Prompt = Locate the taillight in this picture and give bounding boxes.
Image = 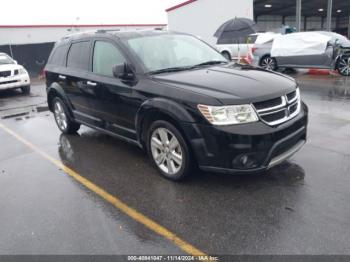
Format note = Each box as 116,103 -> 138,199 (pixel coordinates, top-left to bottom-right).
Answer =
251,47 -> 257,54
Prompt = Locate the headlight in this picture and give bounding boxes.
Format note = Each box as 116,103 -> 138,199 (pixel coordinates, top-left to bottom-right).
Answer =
198,104 -> 259,125
19,68 -> 27,75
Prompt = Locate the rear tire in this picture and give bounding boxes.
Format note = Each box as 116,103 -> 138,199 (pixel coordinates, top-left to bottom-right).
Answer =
146,120 -> 192,181
21,85 -> 30,94
260,55 -> 278,71
52,97 -> 80,134
337,57 -> 350,76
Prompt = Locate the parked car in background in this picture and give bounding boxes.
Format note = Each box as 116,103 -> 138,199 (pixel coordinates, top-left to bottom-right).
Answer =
216,32 -> 277,61
252,40 -> 275,70
0,52 -> 31,94
45,30 -> 308,181
252,31 -> 350,76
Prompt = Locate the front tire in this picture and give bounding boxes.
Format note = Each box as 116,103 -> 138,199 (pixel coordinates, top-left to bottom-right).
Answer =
337,57 -> 350,76
21,85 -> 30,94
147,120 -> 192,181
52,97 -> 80,134
260,55 -> 278,71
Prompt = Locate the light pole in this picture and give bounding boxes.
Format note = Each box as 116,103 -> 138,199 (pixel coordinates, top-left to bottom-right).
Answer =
296,0 -> 302,32
326,0 -> 333,31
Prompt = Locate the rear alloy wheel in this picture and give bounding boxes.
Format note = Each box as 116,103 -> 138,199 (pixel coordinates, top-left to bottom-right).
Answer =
338,57 -> 350,76
53,97 -> 80,134
147,120 -> 192,181
261,56 -> 277,71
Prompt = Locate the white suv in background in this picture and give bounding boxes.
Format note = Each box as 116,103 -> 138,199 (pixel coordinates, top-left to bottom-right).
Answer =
216,32 -> 279,61
0,52 -> 31,94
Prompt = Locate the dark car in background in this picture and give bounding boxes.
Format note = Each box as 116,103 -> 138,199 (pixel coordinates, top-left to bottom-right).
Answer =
45,30 -> 308,181
252,31 -> 350,76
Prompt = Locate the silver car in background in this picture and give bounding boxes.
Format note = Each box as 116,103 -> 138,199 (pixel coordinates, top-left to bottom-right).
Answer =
252,31 -> 350,76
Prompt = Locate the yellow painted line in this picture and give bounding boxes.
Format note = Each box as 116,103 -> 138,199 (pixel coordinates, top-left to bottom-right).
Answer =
0,122 -> 208,257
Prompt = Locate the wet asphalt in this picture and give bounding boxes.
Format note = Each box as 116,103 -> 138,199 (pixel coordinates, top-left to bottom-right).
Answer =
0,73 -> 350,256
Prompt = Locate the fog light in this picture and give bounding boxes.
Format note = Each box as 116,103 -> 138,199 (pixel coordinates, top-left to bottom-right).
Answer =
232,154 -> 258,169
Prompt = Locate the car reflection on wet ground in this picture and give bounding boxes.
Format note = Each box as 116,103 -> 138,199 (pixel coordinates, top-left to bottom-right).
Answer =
0,73 -> 350,256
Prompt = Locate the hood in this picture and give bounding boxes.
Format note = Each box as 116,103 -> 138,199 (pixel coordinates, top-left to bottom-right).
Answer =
152,65 -> 297,105
0,63 -> 24,71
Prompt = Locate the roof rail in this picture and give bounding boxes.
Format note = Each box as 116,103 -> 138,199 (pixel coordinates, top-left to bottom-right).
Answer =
61,30 -> 96,40
96,29 -> 121,33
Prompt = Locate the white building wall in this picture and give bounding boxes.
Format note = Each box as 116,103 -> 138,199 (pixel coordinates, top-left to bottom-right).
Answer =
0,25 -> 166,45
167,0 -> 254,46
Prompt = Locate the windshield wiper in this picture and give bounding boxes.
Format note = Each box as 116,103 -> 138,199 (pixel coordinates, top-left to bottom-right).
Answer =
148,61 -> 228,75
191,60 -> 228,68
149,66 -> 192,75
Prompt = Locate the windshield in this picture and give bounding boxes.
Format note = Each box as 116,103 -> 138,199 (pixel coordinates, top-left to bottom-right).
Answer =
125,34 -> 227,73
0,54 -> 14,65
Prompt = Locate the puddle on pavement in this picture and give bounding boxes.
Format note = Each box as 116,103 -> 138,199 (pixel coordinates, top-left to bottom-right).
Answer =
0,104 -> 49,120
328,78 -> 350,99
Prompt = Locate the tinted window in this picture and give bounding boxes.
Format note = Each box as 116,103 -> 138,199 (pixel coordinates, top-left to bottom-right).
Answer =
93,41 -> 126,77
67,41 -> 90,70
49,45 -> 67,66
217,35 -> 258,45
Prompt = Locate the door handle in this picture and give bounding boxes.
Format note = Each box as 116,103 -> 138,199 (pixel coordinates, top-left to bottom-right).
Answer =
58,75 -> 66,80
87,81 -> 97,86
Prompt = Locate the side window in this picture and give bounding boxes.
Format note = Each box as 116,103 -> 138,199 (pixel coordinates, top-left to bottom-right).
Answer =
93,41 -> 126,77
67,41 -> 90,70
49,45 -> 67,66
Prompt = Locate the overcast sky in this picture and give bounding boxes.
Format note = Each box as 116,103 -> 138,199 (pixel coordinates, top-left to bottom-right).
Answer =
0,0 -> 182,25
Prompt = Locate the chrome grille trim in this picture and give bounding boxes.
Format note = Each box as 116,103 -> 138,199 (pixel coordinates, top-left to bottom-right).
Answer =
253,88 -> 301,126
256,96 -> 287,113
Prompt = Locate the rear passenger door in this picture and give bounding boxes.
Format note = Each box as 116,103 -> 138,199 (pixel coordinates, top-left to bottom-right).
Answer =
63,40 -> 93,119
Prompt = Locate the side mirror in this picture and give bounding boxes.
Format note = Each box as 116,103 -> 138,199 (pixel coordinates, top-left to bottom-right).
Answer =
13,60 -> 18,64
113,63 -> 135,80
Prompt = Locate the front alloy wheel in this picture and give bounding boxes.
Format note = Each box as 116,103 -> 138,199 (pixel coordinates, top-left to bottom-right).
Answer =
338,57 -> 350,76
261,56 -> 277,71
147,120 -> 192,181
151,128 -> 183,175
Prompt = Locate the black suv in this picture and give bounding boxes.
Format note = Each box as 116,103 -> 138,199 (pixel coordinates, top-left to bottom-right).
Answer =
45,30 -> 308,181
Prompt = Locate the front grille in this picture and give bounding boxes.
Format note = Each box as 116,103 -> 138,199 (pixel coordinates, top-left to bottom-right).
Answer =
0,80 -> 18,85
253,89 -> 301,126
254,97 -> 282,111
0,70 -> 11,77
14,69 -> 19,75
286,90 -> 297,102
261,109 -> 286,123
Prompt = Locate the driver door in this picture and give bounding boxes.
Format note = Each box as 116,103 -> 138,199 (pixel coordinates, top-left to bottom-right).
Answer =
83,39 -> 138,139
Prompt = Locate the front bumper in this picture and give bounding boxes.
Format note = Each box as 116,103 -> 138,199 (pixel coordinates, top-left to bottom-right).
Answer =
182,102 -> 308,174
0,74 -> 30,91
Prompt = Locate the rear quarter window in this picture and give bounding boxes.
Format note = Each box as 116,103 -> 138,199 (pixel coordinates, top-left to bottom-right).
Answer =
48,45 -> 68,66
66,41 -> 91,71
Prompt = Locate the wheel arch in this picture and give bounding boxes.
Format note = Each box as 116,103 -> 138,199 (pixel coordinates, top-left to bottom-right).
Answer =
259,54 -> 272,66
47,83 -> 73,117
135,98 -> 196,146
335,55 -> 350,76
221,50 -> 231,60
